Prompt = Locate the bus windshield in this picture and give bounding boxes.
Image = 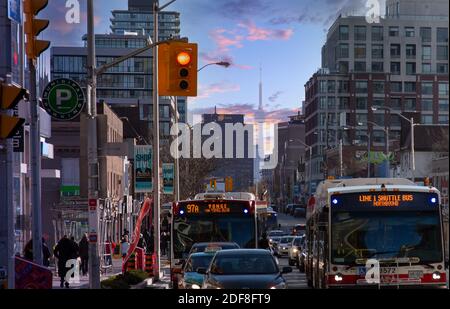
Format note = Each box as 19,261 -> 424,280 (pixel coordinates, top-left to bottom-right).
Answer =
331,210 -> 442,264
173,216 -> 255,259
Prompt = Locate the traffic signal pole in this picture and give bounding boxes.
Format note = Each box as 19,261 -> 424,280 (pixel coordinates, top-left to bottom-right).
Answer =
29,58 -> 43,266
87,0 -> 100,289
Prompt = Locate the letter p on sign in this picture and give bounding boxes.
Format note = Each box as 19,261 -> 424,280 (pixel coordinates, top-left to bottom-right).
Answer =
56,89 -> 72,107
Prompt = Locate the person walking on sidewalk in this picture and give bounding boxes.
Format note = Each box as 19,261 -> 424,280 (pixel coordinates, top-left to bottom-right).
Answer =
121,235 -> 130,258
23,238 -> 51,267
78,234 -> 89,276
54,235 -> 78,288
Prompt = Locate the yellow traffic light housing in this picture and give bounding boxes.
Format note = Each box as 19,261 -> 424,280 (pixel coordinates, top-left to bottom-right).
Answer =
0,83 -> 27,139
225,177 -> 233,192
24,0 -> 50,60
159,42 -> 198,97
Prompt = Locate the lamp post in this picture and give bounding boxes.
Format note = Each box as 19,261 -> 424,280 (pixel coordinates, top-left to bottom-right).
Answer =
372,106 -> 417,182
366,121 -> 390,178
198,61 -> 231,72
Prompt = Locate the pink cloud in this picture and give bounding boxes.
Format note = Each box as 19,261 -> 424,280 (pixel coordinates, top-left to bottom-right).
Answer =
194,82 -> 241,100
238,20 -> 294,41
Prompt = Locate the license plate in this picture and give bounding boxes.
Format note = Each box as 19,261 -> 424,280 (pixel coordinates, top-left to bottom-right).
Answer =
408,270 -> 423,279
380,267 -> 396,275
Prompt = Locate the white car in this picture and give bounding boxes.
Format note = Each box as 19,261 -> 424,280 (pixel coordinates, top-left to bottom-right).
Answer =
288,236 -> 305,266
276,236 -> 296,256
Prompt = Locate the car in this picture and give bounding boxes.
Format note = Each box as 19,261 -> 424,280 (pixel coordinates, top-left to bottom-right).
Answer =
276,236 -> 296,256
292,224 -> 306,236
198,249 -> 292,289
293,208 -> 306,218
288,204 -> 304,215
188,242 -> 240,256
288,236 -> 305,266
284,204 -> 294,214
179,250 -> 218,289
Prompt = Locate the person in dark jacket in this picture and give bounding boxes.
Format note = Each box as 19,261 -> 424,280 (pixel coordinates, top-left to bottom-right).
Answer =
78,234 -> 89,276
258,233 -> 270,249
54,235 -> 78,288
23,238 -> 51,267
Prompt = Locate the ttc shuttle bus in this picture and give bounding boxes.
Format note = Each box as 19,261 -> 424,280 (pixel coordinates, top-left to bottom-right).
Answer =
305,178 -> 447,289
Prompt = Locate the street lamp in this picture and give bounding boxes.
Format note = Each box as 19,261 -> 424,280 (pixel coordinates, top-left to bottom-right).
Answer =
372,106 -> 417,182
288,139 -> 312,199
366,120 -> 390,177
198,61 -> 231,72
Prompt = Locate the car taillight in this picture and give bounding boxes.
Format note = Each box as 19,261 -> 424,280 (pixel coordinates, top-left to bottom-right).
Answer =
173,202 -> 179,215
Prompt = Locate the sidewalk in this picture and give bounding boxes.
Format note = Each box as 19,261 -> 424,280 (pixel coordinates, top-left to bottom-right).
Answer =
143,257 -> 171,289
52,258 -> 123,289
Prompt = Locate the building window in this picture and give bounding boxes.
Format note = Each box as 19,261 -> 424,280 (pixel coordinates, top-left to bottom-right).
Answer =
439,99 -> 449,112
319,80 -> 327,93
390,62 -> 401,75
391,115 -> 401,126
354,61 -> 366,72
339,25 -> 349,40
422,63 -> 432,73
421,115 -> 433,124
328,80 -> 336,93
420,27 -> 431,42
338,43 -> 349,58
405,27 -> 415,37
356,97 -> 367,110
338,81 -> 349,93
404,82 -> 416,93
390,81 -> 402,92
373,130 -> 385,143
437,46 -> 448,60
439,83 -> 449,96
438,115 -> 448,124
372,62 -> 384,72
437,63 -> 448,74
406,44 -> 416,59
437,28 -> 449,43
390,44 -> 401,58
339,97 -> 350,109
421,99 -> 433,111
421,82 -> 433,95
404,98 -> 416,110
354,44 -> 366,58
372,44 -> 384,59
356,113 -> 367,124
406,62 -> 416,75
355,81 -> 368,93
389,26 -> 399,37
390,98 -> 401,109
373,99 -> 385,108
373,81 -> 385,94
339,61 -> 349,73
372,26 -> 383,41
354,26 -> 367,41
373,113 -> 385,126
422,45 -> 432,61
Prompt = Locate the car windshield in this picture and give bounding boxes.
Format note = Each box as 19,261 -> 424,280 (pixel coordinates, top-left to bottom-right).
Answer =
293,238 -> 302,246
184,255 -> 214,272
280,236 -> 295,244
191,243 -> 238,254
268,231 -> 284,237
210,254 -> 278,275
331,210 -> 443,264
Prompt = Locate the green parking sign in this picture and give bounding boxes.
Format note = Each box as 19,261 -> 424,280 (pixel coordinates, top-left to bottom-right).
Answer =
41,78 -> 85,120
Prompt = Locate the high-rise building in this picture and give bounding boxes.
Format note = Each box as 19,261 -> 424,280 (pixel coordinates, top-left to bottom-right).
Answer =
304,0 -> 449,188
51,2 -> 185,141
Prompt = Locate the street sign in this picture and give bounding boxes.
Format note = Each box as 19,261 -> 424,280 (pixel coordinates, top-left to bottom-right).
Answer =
163,163 -> 174,194
134,145 -> 152,193
41,78 -> 85,120
8,0 -> 22,24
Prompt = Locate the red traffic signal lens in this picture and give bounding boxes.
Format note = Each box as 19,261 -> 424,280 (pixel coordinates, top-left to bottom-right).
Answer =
177,52 -> 191,66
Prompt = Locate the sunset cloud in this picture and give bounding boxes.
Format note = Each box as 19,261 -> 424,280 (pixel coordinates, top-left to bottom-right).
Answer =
268,91 -> 283,103
194,82 -> 241,101
238,20 -> 294,41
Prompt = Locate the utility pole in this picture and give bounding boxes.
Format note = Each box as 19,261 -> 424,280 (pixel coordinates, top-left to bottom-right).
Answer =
339,138 -> 343,177
410,117 -> 415,183
367,133 -> 371,178
152,0 -> 161,280
87,0 -> 100,289
172,96 -> 180,201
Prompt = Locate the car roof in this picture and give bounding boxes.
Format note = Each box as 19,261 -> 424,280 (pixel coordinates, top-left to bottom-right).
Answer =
192,242 -> 239,247
189,252 -> 217,258
213,249 -> 271,256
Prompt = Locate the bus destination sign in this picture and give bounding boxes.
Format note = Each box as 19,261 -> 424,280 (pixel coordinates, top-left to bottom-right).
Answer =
358,194 -> 414,207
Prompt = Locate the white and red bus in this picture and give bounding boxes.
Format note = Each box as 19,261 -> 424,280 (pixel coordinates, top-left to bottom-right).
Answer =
170,192 -> 258,287
305,178 -> 447,289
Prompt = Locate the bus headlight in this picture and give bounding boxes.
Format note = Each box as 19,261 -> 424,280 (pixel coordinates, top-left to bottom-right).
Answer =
334,273 -> 343,282
432,272 -> 441,280
191,284 -> 201,289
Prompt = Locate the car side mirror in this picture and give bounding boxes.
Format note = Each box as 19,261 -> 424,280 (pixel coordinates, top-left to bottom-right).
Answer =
281,266 -> 292,274
196,267 -> 207,274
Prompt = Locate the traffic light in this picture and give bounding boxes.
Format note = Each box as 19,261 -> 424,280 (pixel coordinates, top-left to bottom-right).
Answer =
0,83 -> 27,139
24,0 -> 50,60
225,177 -> 233,192
159,42 -> 198,96
210,179 -> 217,190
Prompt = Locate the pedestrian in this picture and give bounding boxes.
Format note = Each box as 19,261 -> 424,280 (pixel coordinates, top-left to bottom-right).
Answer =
78,234 -> 89,276
23,238 -> 52,267
258,232 -> 270,249
105,237 -> 112,266
121,234 -> 130,258
54,235 -> 78,288
160,232 -> 167,256
137,233 -> 147,252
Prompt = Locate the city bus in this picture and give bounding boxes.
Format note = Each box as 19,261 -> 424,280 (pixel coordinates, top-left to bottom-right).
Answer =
305,178 -> 447,289
170,192 -> 258,287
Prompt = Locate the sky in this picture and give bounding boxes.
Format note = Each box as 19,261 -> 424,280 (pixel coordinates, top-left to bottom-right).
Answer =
39,0 -> 371,125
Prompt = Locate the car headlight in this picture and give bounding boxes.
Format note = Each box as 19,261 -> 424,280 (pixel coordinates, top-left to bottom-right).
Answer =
270,281 -> 286,289
293,248 -> 298,253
